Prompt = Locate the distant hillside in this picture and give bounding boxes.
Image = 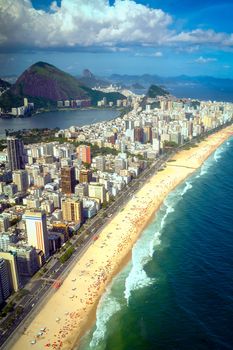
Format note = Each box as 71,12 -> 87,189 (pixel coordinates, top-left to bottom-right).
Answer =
11,62 -> 89,101
0,78 -> 11,90
109,74 -> 233,102
78,69 -> 109,88
147,84 -> 169,98
0,62 -> 125,111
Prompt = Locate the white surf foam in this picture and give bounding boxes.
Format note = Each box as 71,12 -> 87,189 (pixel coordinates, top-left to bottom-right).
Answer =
124,239 -> 155,304
124,194 -> 183,304
90,289 -> 121,348
214,147 -> 224,162
181,181 -> 193,196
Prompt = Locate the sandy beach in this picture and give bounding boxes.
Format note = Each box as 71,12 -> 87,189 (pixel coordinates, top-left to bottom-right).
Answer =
10,125 -> 233,350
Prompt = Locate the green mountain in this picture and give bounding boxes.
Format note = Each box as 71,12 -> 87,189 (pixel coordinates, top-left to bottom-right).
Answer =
0,62 -> 125,111
0,78 -> 11,90
147,84 -> 169,98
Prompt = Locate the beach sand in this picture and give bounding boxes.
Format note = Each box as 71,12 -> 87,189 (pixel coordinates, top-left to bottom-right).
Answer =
10,126 -> 233,350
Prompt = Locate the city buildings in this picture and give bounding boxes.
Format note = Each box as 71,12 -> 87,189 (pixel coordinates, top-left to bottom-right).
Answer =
61,198 -> 83,224
88,183 -> 107,204
0,92 -> 232,301
61,166 -> 76,194
7,137 -> 25,171
12,170 -> 29,192
24,210 -> 50,259
0,258 -> 11,304
77,145 -> 91,164
0,251 -> 20,292
79,169 -> 92,183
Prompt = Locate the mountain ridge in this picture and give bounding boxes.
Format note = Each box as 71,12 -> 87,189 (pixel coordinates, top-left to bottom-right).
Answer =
0,62 -> 125,111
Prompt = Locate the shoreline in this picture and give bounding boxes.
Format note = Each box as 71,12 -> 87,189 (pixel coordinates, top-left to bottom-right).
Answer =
0,106 -> 122,120
9,125 -> 233,350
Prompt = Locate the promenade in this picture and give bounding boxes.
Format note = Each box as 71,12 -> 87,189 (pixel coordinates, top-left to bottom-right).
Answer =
10,125 -> 233,350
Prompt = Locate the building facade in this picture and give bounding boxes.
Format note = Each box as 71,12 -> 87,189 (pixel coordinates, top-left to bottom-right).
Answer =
24,210 -> 50,258
7,137 -> 25,171
61,166 -> 76,194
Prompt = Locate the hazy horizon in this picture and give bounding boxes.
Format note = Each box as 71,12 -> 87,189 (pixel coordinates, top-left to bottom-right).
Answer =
0,0 -> 232,78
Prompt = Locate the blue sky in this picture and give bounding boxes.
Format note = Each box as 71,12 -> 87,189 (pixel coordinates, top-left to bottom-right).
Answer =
0,0 -> 232,78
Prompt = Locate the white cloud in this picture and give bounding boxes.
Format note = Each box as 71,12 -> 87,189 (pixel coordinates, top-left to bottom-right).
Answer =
195,56 -> 217,64
135,51 -> 163,57
0,0 -> 232,52
169,29 -> 233,47
50,1 -> 60,12
152,51 -> 163,57
0,0 -> 172,49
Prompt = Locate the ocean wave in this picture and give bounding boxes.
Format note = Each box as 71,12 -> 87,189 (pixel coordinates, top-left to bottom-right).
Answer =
181,181 -> 193,196
199,160 -> 212,176
214,147 -> 224,162
124,192 -> 185,304
90,288 -> 121,348
124,238 -> 156,304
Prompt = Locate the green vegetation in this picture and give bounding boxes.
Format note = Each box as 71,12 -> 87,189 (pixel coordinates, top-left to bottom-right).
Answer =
164,141 -> 178,148
0,139 -> 7,151
102,200 -> 108,209
15,288 -> 30,301
0,306 -> 23,330
0,90 -> 57,111
59,246 -> 75,263
0,301 -> 14,318
147,84 -> 168,98
0,61 -> 126,111
91,145 -> 118,157
0,78 -> 11,89
6,128 -> 60,145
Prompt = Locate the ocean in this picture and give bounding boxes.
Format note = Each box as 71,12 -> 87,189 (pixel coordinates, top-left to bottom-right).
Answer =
78,136 -> 233,350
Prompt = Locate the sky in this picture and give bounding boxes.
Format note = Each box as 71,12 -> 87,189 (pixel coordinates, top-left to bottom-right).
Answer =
0,0 -> 232,78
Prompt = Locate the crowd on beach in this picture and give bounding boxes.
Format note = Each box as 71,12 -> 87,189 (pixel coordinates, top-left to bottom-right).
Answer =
11,126 -> 233,350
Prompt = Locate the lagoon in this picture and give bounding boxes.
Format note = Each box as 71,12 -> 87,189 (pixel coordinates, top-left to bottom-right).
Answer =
0,108 -> 120,138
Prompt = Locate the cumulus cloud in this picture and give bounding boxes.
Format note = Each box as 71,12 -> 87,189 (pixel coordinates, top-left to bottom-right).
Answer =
0,0 -> 232,52
0,0 -> 172,50
195,56 -> 217,64
169,29 -> 233,47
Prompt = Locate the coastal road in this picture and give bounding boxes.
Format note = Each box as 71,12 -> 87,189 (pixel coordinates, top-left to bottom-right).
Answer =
0,155 -> 170,349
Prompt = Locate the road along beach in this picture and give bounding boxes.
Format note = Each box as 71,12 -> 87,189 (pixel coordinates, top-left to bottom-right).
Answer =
10,125 -> 233,350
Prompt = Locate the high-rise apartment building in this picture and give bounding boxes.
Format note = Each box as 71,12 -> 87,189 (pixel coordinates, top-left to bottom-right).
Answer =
88,182 -> 106,204
24,210 -> 49,258
77,145 -> 91,164
0,215 -> 10,232
134,127 -> 144,143
7,137 -> 25,171
61,166 -> 76,194
95,156 -> 106,172
0,258 -> 11,303
115,158 -> 126,173
0,251 -> 20,292
12,169 -> 29,192
79,169 -> 92,183
8,245 -> 39,277
61,198 -> 83,224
